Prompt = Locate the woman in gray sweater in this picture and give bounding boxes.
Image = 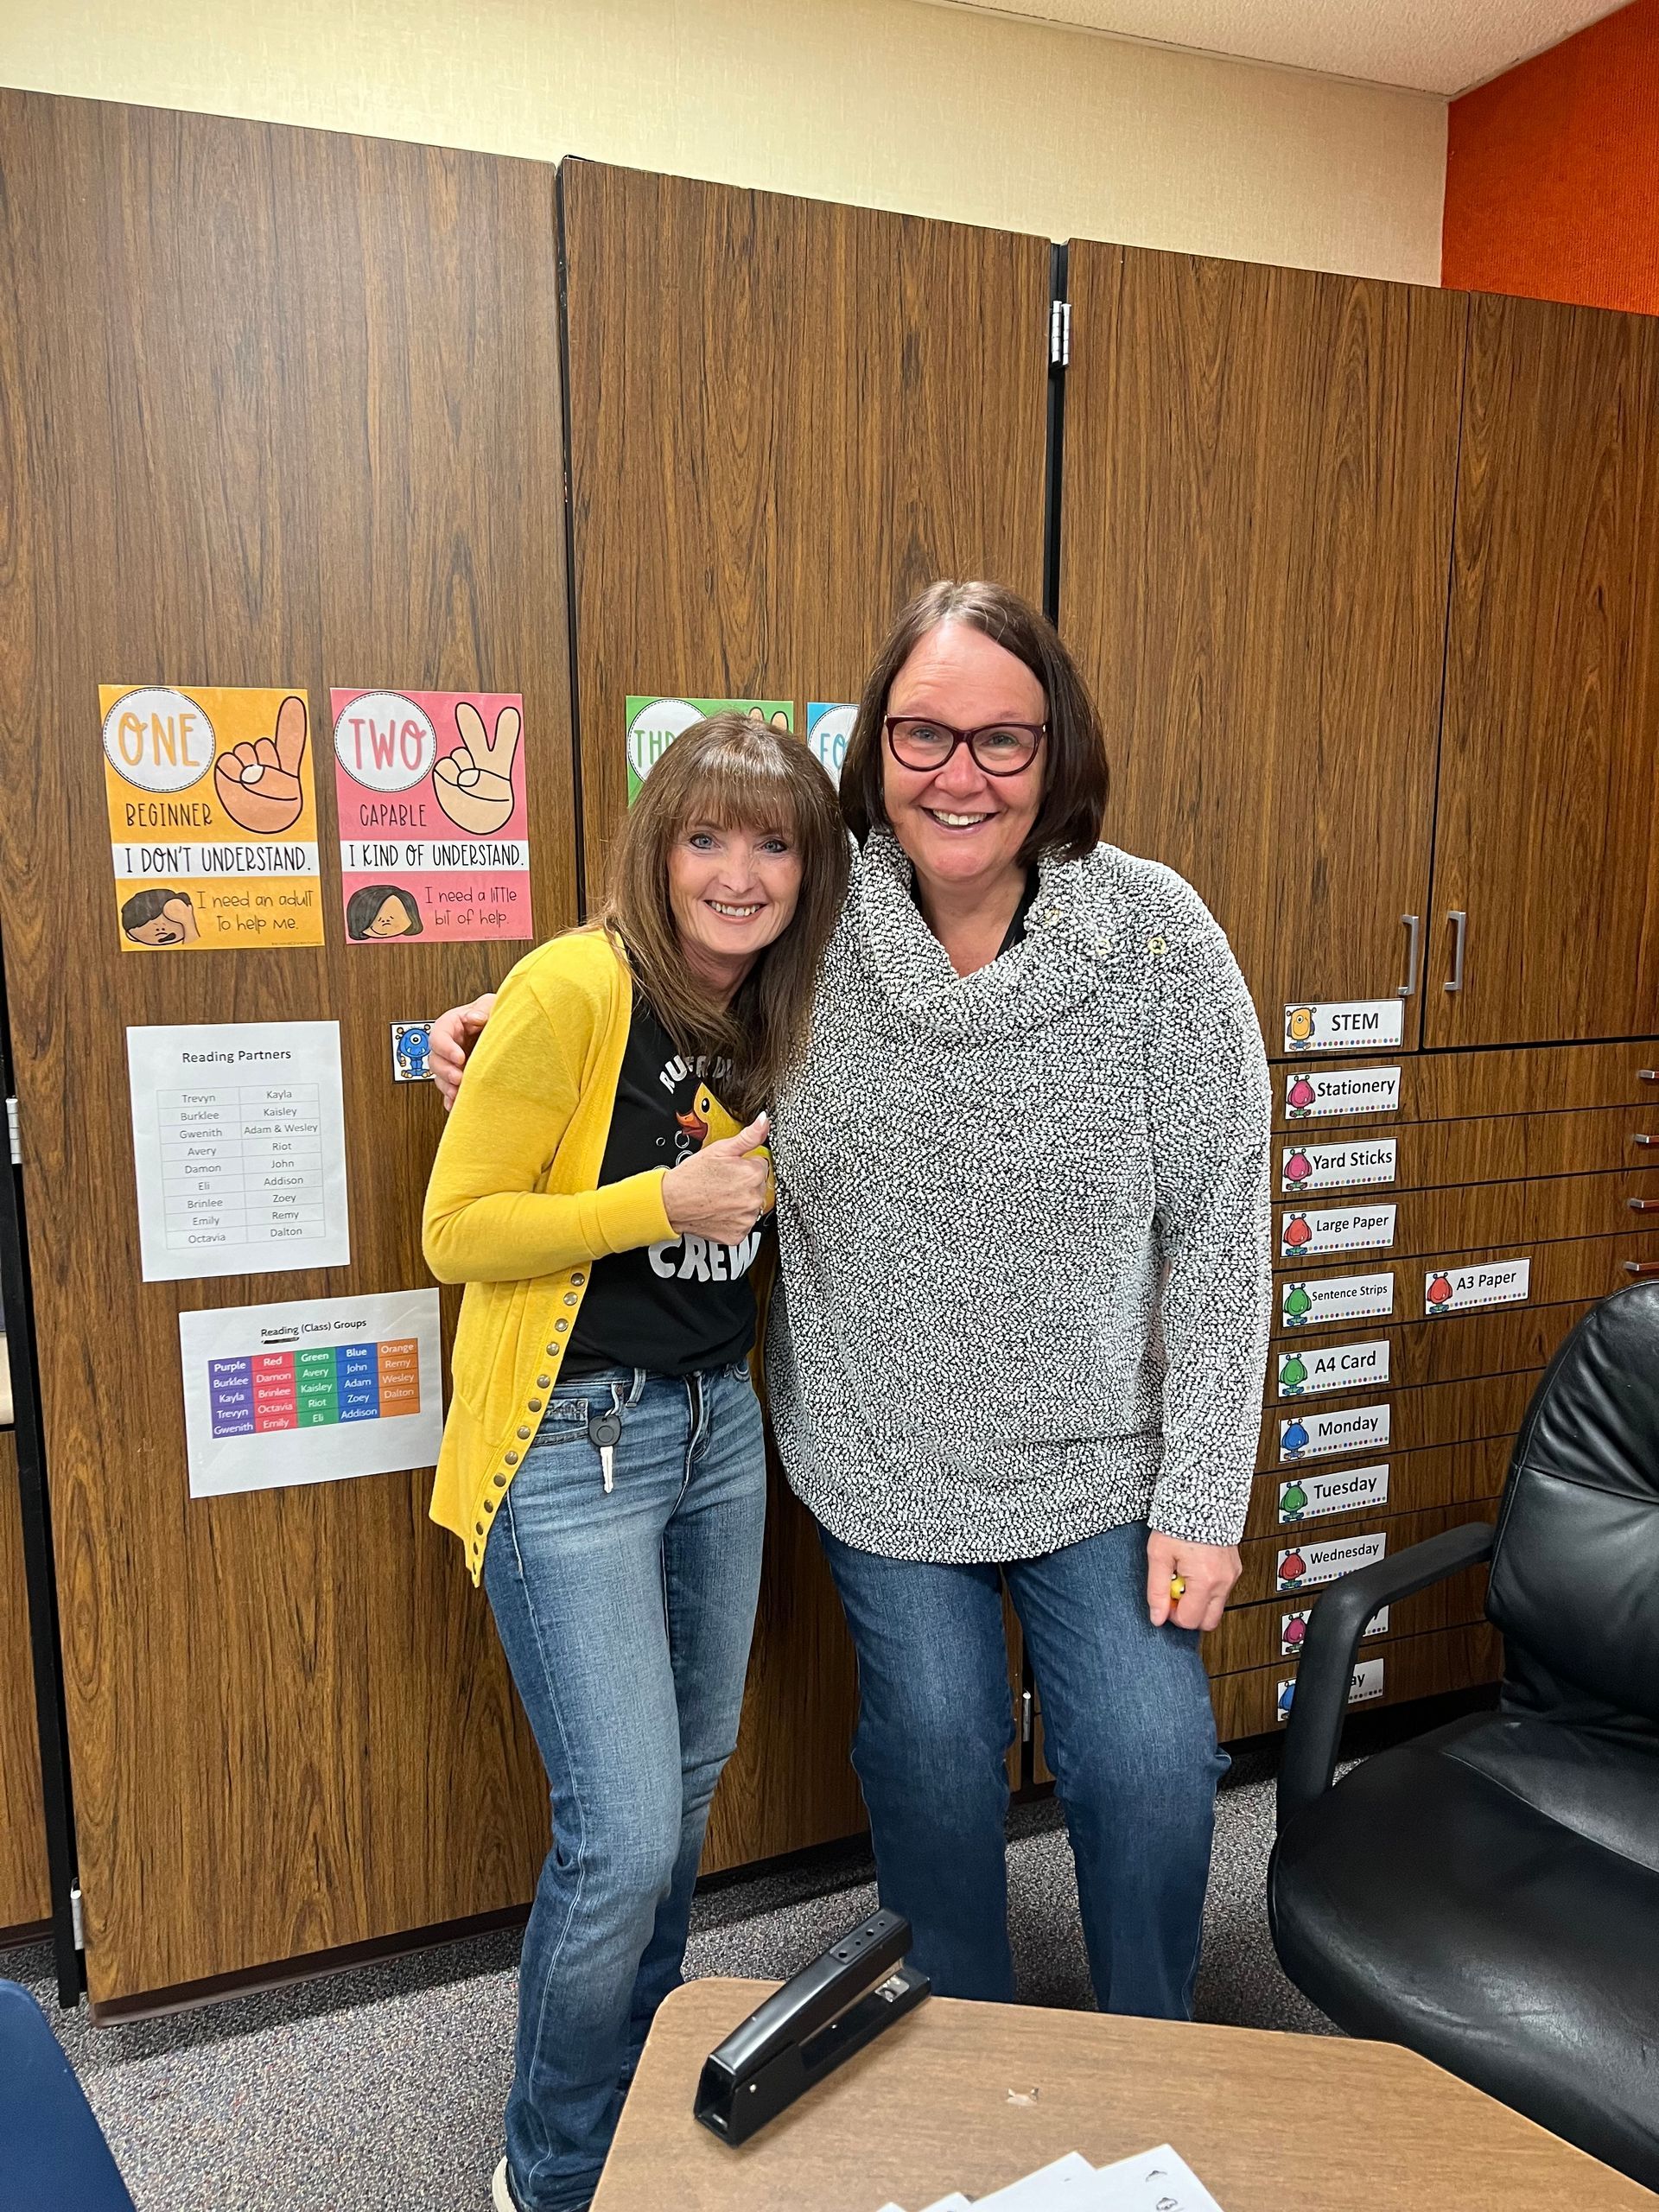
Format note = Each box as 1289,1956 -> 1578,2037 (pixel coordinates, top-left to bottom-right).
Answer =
432,581 -> 1272,2022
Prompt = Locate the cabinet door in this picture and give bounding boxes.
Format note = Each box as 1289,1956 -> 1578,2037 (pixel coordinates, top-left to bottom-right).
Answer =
562,162 -> 1052,1865
0,92 -> 575,2004
0,1435 -> 50,1937
1425,294 -> 1659,1047
1059,244 -> 1466,1046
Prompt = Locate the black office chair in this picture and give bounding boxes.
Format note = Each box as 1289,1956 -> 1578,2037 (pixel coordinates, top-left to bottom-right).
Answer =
1268,1281 -> 1659,2192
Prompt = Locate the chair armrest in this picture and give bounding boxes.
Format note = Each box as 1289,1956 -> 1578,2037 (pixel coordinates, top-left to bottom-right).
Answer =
1274,1520 -> 1497,1827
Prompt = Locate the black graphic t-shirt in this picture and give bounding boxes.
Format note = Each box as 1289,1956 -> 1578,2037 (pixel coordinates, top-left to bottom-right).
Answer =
563,994 -> 761,1378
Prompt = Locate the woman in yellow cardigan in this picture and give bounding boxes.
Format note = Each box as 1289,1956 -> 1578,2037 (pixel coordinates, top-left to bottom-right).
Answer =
423,714 -> 847,2212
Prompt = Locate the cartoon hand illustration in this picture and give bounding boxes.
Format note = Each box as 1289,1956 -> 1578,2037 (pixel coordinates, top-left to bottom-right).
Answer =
433,702 -> 521,834
213,695 -> 308,834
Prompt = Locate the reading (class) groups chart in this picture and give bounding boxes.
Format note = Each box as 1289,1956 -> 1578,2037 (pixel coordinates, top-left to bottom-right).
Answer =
208,1337 -> 421,1438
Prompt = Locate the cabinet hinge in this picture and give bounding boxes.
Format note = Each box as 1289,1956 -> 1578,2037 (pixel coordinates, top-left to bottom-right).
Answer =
69,1883 -> 85,1952
5,1097 -> 17,1166
1049,299 -> 1071,369
1020,1688 -> 1033,1743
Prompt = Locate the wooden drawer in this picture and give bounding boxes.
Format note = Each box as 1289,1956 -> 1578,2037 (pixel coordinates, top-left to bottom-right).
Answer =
1276,1170 -> 1639,1271
1204,1564 -> 1490,1676
1255,1369 -> 1535,1471
1273,1041 -> 1659,1126
1210,1622 -> 1503,1739
1277,1106 -> 1658,1198
1234,1502 -> 1499,1608
1243,1433 -> 1512,1540
1264,1300 -> 1590,1402
1272,1229 -> 1659,1338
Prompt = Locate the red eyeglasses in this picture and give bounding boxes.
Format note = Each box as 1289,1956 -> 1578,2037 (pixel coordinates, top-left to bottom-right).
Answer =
883,717 -> 1046,777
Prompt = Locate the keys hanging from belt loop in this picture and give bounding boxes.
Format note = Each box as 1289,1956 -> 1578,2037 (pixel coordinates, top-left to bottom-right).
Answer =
588,1408 -> 622,1493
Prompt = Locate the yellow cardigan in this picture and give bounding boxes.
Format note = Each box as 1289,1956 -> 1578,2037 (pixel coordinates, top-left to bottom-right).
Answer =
423,925 -> 744,1582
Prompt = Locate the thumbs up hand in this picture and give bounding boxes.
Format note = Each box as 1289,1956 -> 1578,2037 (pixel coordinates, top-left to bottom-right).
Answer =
664,1115 -> 772,1244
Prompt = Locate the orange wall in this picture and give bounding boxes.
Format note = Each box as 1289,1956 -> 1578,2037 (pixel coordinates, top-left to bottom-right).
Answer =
1444,0 -> 1659,312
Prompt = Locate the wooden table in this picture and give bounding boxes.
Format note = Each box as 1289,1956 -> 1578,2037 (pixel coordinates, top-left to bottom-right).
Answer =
591,1978 -> 1656,2210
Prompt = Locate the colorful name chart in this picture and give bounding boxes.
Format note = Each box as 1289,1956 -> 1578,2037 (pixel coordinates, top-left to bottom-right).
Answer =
805,702 -> 857,786
331,689 -> 531,946
127,1021 -> 349,1283
101,684 -> 324,951
625,696 -> 793,803
180,1288 -> 442,1498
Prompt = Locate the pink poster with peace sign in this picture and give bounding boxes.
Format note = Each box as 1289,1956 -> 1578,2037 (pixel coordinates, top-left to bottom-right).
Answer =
330,689 -> 533,947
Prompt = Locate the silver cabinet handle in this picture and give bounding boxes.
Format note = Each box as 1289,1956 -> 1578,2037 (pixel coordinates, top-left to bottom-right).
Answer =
1397,913 -> 1420,999
1443,911 -> 1467,995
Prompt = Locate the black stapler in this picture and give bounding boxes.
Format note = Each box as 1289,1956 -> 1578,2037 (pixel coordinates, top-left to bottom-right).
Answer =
694,1907 -> 930,2145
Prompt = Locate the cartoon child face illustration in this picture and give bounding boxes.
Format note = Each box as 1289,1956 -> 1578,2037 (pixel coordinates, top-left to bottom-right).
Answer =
122,887 -> 200,947
346,885 -> 423,941
1287,1007 -> 1315,1044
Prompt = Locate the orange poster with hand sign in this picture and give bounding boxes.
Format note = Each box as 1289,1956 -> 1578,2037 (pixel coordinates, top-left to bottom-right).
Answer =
100,684 -> 325,951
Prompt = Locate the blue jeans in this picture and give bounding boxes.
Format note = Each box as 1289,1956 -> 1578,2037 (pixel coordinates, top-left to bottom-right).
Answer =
482,1363 -> 766,2212
819,1518 -> 1226,2018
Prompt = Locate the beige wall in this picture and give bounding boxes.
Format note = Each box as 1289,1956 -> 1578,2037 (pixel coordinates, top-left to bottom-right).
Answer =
0,0 -> 1446,281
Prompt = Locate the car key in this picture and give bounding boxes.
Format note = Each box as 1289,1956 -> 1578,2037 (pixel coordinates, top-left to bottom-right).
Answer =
588,1408 -> 622,1493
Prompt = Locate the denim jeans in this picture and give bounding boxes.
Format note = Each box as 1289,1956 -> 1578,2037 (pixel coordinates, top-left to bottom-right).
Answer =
482,1362 -> 766,2212
818,1517 -> 1227,2018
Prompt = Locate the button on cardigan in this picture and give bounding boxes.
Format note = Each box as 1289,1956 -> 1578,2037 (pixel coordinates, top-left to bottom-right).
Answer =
765,830 -> 1274,1562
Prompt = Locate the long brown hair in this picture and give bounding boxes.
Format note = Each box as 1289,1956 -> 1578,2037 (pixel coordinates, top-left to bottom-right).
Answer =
838,581 -> 1109,866
601,712 -> 849,1115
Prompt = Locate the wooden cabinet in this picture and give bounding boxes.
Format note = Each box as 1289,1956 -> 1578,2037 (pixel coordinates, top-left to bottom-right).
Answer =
1211,1624 -> 1503,1740
1427,294 -> 1659,1048
0,1435 -> 50,1938
562,162 -> 1052,1870
1058,244 -> 1466,1045
0,94 -> 574,2005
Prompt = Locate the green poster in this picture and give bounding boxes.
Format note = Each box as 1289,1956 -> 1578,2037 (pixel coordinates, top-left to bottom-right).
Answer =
625,696 -> 794,804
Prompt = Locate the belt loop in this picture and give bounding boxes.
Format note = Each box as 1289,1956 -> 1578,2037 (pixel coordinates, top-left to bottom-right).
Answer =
626,1366 -> 646,1408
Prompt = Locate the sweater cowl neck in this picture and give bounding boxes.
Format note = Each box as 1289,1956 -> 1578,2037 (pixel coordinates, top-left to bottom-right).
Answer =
845,826 -> 1128,1047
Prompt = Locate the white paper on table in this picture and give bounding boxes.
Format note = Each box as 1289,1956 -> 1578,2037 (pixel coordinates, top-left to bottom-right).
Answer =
1071,2144 -> 1228,2211
973,2154 -> 1106,2208
127,1021 -> 350,1282
179,1287 -> 442,1498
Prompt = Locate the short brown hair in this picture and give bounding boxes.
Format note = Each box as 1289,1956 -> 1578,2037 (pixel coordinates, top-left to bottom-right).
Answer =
601,713 -> 849,1116
838,581 -> 1109,866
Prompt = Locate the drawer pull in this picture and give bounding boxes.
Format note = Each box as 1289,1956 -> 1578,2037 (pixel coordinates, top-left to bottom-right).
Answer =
1624,1262 -> 1659,1279
1633,1134 -> 1659,1149
1639,1071 -> 1658,1085
1630,1198 -> 1659,1213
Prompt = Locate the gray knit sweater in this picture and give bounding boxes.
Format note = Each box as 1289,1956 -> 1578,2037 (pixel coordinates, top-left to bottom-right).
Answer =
765,829 -> 1273,1561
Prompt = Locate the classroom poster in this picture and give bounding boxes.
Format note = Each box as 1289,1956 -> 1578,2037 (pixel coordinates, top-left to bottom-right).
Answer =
179,1287 -> 442,1498
101,684 -> 324,951
331,689 -> 531,946
127,1020 -> 350,1282
805,702 -> 857,785
625,696 -> 793,803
